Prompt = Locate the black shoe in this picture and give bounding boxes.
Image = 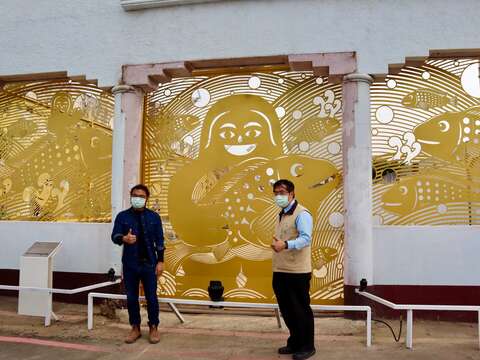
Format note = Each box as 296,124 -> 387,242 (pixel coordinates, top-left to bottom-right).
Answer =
278,346 -> 295,354
292,348 -> 316,360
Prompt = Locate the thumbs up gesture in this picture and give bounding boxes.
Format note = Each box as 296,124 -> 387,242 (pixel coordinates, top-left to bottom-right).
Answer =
123,228 -> 137,244
271,236 -> 287,253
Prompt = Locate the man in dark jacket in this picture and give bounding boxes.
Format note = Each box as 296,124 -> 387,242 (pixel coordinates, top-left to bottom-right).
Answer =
111,184 -> 164,344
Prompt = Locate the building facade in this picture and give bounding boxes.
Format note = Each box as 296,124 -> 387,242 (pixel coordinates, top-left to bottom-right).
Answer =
1,0 -> 480,318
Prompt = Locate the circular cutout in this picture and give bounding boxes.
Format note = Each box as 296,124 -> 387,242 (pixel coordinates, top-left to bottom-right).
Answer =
315,77 -> 324,85
298,141 -> 310,152
376,106 -> 394,124
184,135 -> 194,146
248,76 -> 261,89
422,71 -> 431,80
386,79 -> 397,89
461,63 -> 480,98
292,110 -> 302,120
382,169 -> 396,184
328,212 -> 344,228
327,142 -> 341,155
192,88 -> 211,108
275,106 -> 286,118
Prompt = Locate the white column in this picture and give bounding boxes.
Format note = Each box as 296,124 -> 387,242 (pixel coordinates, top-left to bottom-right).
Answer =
110,84 -> 144,274
342,73 -> 374,287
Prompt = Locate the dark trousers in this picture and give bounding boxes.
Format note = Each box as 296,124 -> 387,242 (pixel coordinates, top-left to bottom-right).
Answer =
272,272 -> 315,352
123,262 -> 159,326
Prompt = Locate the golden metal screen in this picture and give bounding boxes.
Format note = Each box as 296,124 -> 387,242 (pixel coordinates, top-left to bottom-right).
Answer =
0,81 -> 113,222
371,59 -> 480,225
143,72 -> 344,304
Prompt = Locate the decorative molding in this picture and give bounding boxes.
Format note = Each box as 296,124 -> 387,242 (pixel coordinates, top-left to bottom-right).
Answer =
343,73 -> 374,84
0,71 -> 99,87
122,52 -> 357,91
121,0 -> 225,11
111,84 -> 137,95
372,48 -> 480,81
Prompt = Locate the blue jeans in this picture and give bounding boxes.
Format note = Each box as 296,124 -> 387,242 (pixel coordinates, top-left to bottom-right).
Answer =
123,262 -> 159,326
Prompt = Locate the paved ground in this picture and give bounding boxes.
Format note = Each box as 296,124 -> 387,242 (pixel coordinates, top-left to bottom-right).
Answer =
0,296 -> 479,360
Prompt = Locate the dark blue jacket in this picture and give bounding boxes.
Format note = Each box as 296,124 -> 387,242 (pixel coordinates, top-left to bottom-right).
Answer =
111,207 -> 165,268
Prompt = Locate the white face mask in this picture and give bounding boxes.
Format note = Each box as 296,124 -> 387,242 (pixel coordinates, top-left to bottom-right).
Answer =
274,195 -> 290,208
131,196 -> 146,209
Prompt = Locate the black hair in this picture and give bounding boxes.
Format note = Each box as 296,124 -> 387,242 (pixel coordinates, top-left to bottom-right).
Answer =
273,179 -> 295,193
130,184 -> 150,198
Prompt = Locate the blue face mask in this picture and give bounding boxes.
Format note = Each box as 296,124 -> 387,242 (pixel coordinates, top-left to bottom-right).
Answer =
131,196 -> 146,209
274,195 -> 290,208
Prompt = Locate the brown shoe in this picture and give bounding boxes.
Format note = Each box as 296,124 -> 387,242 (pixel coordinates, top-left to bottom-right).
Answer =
124,325 -> 141,344
149,325 -> 160,344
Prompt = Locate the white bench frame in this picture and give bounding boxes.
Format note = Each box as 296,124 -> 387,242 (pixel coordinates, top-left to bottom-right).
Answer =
87,292 -> 372,347
0,280 -> 121,326
356,289 -> 480,349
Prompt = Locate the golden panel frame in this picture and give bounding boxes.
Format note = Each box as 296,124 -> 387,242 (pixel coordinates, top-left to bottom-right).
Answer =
371,59 -> 480,225
143,71 -> 345,304
0,81 -> 114,222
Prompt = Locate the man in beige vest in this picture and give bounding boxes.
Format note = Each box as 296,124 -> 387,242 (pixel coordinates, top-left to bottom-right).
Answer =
271,179 -> 315,360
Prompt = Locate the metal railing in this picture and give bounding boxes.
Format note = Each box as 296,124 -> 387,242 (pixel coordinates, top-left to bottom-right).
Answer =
355,289 -> 480,349
0,280 -> 121,326
87,292 -> 372,347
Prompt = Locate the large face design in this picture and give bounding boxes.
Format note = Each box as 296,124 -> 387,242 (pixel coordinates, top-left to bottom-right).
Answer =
201,95 -> 282,161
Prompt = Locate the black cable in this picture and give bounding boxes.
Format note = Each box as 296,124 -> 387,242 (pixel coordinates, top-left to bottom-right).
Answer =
372,316 -> 402,342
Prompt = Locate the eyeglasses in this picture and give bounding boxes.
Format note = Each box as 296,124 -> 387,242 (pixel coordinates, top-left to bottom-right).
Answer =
273,190 -> 290,196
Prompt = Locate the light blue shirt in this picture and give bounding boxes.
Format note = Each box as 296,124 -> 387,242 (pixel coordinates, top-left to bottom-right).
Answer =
282,200 -> 313,250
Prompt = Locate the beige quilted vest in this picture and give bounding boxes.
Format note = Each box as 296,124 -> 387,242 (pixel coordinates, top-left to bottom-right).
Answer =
272,202 -> 312,273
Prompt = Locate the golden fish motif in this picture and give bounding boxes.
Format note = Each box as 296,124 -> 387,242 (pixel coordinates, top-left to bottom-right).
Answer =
414,106 -> 480,165
402,88 -> 457,110
2,117 -> 37,138
382,175 -> 480,216
0,117 -> 38,161
287,116 -> 340,149
166,155 -> 340,268
311,246 -> 338,269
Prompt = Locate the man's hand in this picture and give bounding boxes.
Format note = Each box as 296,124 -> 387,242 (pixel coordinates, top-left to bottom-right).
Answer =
271,237 -> 287,253
122,229 -> 137,244
155,262 -> 164,277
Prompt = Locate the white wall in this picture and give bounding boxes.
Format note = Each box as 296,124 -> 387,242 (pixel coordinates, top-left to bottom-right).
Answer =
373,226 -> 480,286
0,221 -> 114,274
1,0 -> 480,86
